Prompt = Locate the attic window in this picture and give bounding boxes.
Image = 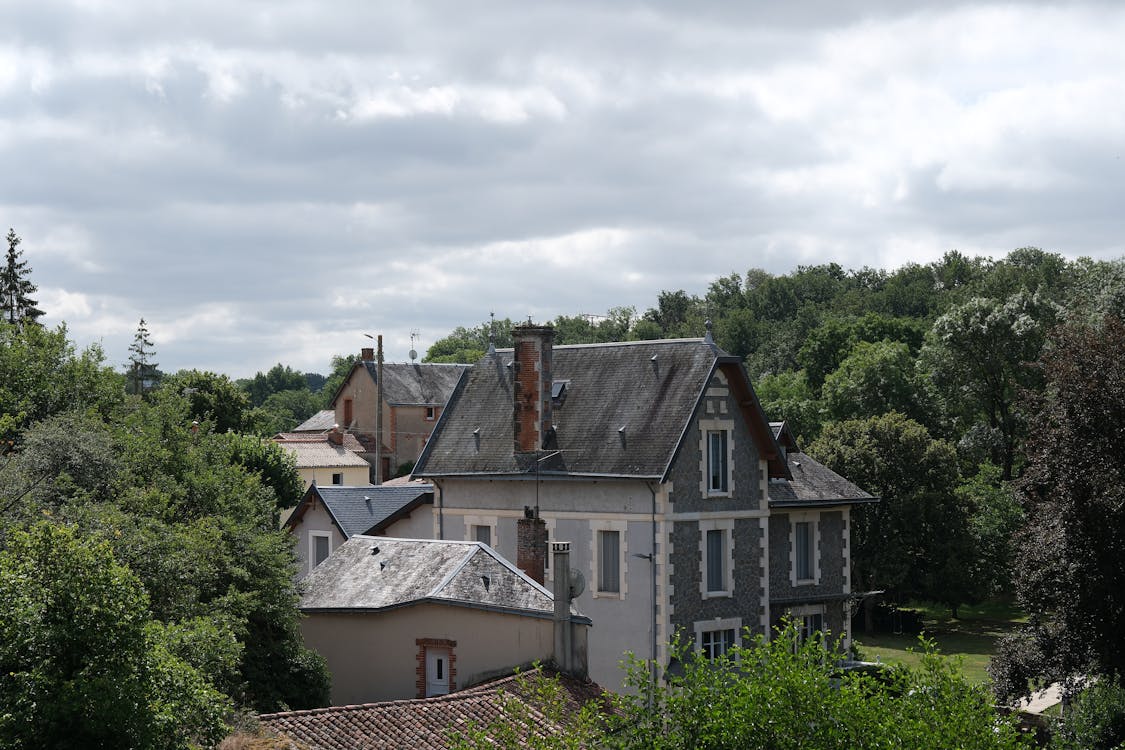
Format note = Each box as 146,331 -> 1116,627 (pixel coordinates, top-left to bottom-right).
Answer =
551,380 -> 569,406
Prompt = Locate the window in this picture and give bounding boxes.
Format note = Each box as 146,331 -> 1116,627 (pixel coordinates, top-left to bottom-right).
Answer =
699,519 -> 734,597
789,514 -> 820,586
800,612 -> 824,642
706,529 -> 725,592
343,398 -> 353,426
473,524 -> 491,546
425,406 -> 436,421
707,430 -> 729,493
331,472 -> 343,485
597,530 -> 620,593
310,532 -> 331,572
795,521 -> 812,581
700,628 -> 736,660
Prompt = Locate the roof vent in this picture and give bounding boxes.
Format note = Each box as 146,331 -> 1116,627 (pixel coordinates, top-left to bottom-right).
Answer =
473,427 -> 481,451
481,575 -> 491,592
370,546 -> 380,555
650,354 -> 657,362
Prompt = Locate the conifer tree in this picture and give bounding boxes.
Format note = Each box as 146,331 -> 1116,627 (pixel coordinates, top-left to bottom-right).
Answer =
127,318 -> 158,395
1,228 -> 44,328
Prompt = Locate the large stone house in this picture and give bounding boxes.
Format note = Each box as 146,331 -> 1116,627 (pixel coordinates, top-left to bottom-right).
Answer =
330,349 -> 466,480
414,324 -> 875,689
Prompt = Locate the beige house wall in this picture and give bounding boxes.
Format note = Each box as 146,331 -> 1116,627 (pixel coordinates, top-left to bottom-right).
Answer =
301,603 -> 555,705
292,499 -> 348,577
379,507 -> 435,540
296,465 -> 370,490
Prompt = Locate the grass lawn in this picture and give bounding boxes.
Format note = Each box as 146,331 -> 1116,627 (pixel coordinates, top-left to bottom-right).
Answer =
852,599 -> 1027,685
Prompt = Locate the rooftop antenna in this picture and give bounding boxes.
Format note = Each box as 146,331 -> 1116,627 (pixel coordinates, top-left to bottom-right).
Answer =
409,329 -> 419,363
487,311 -> 496,355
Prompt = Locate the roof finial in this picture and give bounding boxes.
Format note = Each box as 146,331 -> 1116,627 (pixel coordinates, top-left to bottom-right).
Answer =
487,310 -> 496,355
704,319 -> 715,344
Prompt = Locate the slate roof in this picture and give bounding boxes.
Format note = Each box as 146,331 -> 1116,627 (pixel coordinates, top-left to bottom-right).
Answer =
414,338 -> 786,479
277,440 -> 371,469
293,409 -> 337,432
767,452 -> 877,507
330,360 -> 467,409
286,485 -> 433,538
299,536 -> 585,620
258,667 -> 607,750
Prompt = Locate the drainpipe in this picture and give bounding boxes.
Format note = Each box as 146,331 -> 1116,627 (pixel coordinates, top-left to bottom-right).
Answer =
647,482 -> 659,695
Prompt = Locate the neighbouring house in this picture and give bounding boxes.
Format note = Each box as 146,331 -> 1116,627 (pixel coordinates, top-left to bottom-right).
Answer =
286,483 -> 435,576
329,349 -> 466,481
258,666 -> 606,750
413,323 -> 876,689
297,535 -> 590,705
292,409 -> 337,433
274,428 -> 371,490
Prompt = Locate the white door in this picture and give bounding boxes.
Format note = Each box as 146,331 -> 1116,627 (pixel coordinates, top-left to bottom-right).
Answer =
425,647 -> 451,697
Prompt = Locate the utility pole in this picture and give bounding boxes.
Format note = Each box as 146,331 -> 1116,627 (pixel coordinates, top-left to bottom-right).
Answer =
375,334 -> 384,485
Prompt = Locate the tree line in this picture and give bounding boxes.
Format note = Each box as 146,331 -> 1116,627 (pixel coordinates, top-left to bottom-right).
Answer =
428,248 -> 1125,720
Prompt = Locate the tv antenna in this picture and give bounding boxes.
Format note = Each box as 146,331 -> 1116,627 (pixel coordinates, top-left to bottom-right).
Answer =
409,330 -> 419,362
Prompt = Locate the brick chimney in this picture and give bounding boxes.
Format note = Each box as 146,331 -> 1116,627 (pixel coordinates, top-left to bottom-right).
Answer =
512,324 -> 554,454
361,347 -> 374,362
516,512 -> 547,585
328,425 -> 343,446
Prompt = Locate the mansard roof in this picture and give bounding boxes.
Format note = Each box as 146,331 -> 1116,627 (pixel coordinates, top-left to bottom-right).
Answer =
414,337 -> 788,480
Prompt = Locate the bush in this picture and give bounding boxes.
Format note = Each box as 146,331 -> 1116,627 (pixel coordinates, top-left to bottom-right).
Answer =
1051,680 -> 1125,750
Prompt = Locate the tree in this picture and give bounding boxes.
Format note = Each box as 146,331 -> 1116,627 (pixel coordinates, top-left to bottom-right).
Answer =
921,291 -> 1062,479
821,339 -> 933,427
0,228 -> 44,328
127,317 -> 159,395
809,413 -> 970,623
160,369 -> 252,433
0,522 -> 228,749
243,363 -> 309,407
991,317 -> 1125,702
452,627 -> 1031,750
958,462 -> 1022,599
754,370 -> 823,444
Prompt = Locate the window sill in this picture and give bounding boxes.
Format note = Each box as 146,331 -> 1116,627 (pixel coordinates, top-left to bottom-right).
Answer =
593,590 -> 625,600
703,590 -> 733,599
794,578 -> 817,587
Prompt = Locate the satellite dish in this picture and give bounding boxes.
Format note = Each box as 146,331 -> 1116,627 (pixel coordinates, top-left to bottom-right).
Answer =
409,349 -> 418,362
569,568 -> 585,599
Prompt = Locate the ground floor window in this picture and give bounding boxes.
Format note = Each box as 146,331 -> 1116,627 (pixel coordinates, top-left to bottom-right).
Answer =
693,616 -> 742,661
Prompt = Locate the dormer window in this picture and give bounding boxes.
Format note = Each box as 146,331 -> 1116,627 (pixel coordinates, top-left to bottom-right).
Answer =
551,380 -> 569,407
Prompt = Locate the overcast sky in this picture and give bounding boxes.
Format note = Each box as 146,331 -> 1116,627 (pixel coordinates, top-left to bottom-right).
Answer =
3,1 -> 1124,377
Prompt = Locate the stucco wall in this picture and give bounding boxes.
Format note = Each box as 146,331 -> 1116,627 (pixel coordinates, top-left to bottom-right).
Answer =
291,499 -> 348,577
297,465 -> 370,490
380,505 -> 436,540
301,603 -> 556,705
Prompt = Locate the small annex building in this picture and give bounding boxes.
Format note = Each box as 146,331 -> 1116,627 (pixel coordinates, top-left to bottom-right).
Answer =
286,484 -> 434,577
274,428 -> 372,490
298,536 -> 590,705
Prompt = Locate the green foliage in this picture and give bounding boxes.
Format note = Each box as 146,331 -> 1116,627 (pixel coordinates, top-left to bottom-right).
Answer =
822,339 -> 932,426
218,431 -> 304,510
992,317 -> 1125,701
318,353 -> 357,408
0,522 -> 228,749
161,369 -> 252,433
798,313 -> 927,391
921,291 -> 1062,479
246,388 -> 323,436
127,317 -> 159,395
453,627 -> 1030,749
243,363 -> 309,407
0,321 -> 124,444
958,462 -> 1023,598
810,414 -> 970,616
0,228 -> 44,328
754,369 -> 823,443
1051,679 -> 1125,750
425,318 -> 514,363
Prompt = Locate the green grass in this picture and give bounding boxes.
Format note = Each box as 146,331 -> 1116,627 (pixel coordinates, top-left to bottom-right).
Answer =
852,599 -> 1027,685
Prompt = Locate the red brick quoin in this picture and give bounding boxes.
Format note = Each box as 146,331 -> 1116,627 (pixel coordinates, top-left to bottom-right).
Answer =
415,638 -> 457,698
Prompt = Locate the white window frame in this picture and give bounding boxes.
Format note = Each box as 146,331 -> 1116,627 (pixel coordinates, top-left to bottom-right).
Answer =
694,616 -> 742,660
309,531 -> 333,573
425,406 -> 436,421
789,512 -> 821,586
699,418 -> 735,498
699,518 -> 735,598
591,519 -> 628,599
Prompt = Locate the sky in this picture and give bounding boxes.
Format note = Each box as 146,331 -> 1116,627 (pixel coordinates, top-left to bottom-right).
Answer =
3,1 -> 1124,378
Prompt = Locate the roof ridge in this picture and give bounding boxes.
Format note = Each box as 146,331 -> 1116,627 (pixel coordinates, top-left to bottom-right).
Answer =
489,337 -> 706,354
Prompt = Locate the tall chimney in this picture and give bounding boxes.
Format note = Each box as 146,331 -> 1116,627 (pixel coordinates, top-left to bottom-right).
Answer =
552,541 -> 587,677
516,513 -> 547,585
512,324 -> 554,454
361,347 -> 374,362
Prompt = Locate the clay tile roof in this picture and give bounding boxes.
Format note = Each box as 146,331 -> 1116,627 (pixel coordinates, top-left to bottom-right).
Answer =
275,438 -> 370,469
258,668 -> 607,750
